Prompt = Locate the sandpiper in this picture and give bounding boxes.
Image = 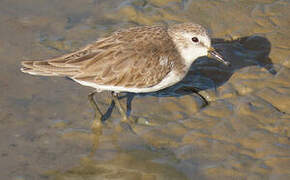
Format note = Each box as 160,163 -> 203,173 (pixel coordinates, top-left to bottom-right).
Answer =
21,23 -> 229,129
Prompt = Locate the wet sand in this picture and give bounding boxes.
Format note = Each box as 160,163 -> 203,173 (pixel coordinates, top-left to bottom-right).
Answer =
0,0 -> 289,179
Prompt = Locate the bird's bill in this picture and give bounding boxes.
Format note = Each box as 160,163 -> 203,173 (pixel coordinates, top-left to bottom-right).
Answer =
208,47 -> 230,66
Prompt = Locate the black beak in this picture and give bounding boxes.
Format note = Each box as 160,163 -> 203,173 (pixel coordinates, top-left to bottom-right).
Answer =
208,47 -> 230,66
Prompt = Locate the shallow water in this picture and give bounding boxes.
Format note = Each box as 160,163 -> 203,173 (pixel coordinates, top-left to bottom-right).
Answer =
0,0 -> 289,179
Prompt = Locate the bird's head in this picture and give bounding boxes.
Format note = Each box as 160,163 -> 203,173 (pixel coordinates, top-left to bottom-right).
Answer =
168,23 -> 229,66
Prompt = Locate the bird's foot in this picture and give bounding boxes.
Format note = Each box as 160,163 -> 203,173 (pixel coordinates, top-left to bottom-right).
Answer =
114,116 -> 137,135
90,118 -> 104,135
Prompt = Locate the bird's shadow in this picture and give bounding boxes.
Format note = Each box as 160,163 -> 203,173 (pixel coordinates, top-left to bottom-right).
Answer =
101,35 -> 276,121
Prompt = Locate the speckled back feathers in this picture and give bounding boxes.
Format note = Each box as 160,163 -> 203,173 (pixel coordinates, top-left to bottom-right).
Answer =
21,23 -> 206,91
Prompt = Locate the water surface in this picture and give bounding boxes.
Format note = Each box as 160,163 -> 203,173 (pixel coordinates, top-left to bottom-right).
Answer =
0,0 -> 289,179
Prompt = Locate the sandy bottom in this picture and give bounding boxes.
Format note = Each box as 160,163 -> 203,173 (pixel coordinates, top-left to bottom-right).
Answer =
0,0 -> 289,179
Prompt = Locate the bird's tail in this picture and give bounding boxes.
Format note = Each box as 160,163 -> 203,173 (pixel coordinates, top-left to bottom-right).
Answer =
20,59 -> 80,76
20,45 -> 98,77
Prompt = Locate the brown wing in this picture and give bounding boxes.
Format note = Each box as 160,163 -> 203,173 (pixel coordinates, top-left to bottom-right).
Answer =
73,26 -> 180,88
21,26 -> 180,88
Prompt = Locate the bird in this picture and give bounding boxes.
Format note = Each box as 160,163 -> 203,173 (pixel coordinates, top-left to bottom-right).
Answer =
21,22 -> 229,130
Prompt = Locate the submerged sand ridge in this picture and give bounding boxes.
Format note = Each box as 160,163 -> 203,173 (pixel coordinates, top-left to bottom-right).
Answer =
0,0 -> 289,179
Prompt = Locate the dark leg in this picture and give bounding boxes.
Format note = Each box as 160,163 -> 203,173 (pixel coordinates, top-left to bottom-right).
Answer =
101,99 -> 115,121
111,92 -> 136,134
111,92 -> 131,122
126,93 -> 135,117
195,92 -> 209,108
188,87 -> 209,108
88,92 -> 103,130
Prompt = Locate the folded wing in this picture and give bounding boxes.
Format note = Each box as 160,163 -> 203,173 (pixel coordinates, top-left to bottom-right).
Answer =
21,26 -> 179,88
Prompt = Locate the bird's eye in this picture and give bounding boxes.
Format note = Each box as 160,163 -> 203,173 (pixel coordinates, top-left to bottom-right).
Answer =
191,37 -> 199,43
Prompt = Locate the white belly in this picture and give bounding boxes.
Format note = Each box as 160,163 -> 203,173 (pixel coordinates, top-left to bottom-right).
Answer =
72,70 -> 184,93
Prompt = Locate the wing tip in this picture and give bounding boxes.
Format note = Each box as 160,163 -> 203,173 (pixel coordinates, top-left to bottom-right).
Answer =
20,60 -> 34,74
